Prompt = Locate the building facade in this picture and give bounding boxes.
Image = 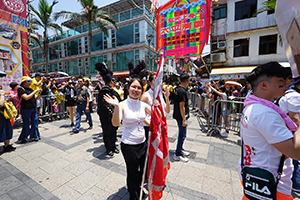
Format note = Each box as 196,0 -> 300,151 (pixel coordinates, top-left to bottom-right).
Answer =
210,0 -> 288,80
31,0 -> 157,78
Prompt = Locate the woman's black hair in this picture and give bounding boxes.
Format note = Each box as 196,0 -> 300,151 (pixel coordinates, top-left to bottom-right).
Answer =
149,74 -> 156,82
128,78 -> 143,89
219,85 -> 226,93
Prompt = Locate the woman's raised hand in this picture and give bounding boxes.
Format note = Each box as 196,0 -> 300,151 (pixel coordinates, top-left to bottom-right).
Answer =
104,94 -> 119,106
163,88 -> 170,99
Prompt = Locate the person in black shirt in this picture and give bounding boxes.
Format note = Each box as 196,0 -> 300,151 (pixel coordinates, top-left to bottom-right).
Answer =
173,73 -> 190,162
17,76 -> 42,144
63,79 -> 77,126
96,62 -> 121,156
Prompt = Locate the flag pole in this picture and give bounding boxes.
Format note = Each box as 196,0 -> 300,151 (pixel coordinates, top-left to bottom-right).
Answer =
139,50 -> 164,200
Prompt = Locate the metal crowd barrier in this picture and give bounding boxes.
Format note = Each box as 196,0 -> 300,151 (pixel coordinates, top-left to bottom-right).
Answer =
187,93 -> 245,136
38,94 -> 68,120
207,99 -> 244,136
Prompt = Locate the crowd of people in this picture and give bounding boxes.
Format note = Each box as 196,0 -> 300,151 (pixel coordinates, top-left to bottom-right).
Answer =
3,60 -> 300,199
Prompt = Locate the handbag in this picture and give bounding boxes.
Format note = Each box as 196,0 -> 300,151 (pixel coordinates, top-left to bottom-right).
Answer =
0,101 -> 18,119
241,139 -> 285,200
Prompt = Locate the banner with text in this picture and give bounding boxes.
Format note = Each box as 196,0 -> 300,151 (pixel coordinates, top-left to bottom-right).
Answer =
0,0 -> 28,92
156,0 -> 211,59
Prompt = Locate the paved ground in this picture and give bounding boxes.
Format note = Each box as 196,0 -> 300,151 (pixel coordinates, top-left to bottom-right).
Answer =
1,109 -> 300,200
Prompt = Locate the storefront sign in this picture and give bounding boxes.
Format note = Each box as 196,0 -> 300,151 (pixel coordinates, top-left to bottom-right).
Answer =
156,0 -> 211,59
0,0 -> 28,92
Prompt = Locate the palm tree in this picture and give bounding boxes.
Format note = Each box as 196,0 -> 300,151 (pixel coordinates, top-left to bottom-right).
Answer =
30,0 -> 62,74
54,0 -> 118,78
255,0 -> 276,16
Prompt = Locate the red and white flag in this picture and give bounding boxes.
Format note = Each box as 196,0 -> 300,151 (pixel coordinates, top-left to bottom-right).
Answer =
148,52 -> 170,199
151,0 -> 159,12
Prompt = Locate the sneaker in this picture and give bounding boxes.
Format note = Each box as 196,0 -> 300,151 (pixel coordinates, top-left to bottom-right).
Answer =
292,187 -> 300,192
216,127 -> 221,133
70,123 -> 74,127
88,126 -> 93,130
220,131 -> 229,138
70,130 -> 79,135
173,154 -> 189,162
15,140 -> 27,144
107,151 -> 114,157
3,144 -> 16,152
114,148 -> 120,154
181,149 -> 190,156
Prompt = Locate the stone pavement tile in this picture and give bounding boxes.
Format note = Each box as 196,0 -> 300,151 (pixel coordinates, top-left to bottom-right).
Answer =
0,176 -> 23,196
66,170 -> 101,194
6,185 -> 39,200
188,160 -> 206,170
2,155 -> 27,170
19,148 -> 49,161
174,176 -> 203,192
41,149 -> 69,162
30,182 -> 57,200
95,171 -> 126,194
202,178 -> 234,200
230,170 -> 243,198
88,164 -> 112,177
166,167 -> 180,183
25,166 -> 49,183
0,194 -> 12,200
0,165 -> 12,180
177,165 -> 206,182
63,159 -> 95,176
38,157 -> 71,174
77,186 -> 111,200
203,165 -> 231,183
62,150 -> 89,163
190,142 -> 210,159
52,185 -> 81,200
39,169 -> 75,192
50,134 -> 80,146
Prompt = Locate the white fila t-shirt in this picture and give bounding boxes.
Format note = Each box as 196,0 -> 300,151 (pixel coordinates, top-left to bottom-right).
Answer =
238,103 -> 294,195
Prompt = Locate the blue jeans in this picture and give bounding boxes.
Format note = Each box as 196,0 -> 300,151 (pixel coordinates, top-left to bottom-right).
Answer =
292,160 -> 300,188
175,119 -> 188,156
74,103 -> 93,132
18,108 -> 40,141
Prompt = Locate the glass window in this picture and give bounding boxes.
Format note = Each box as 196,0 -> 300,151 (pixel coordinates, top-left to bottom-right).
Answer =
116,50 -> 134,71
83,24 -> 89,32
132,8 -> 143,18
75,26 -> 82,35
235,0 -> 257,21
49,45 -> 60,60
259,34 -> 277,55
69,40 -> 79,56
91,23 -> 98,30
120,11 -> 130,21
234,38 -> 249,57
117,24 -> 134,46
92,32 -> 103,51
213,5 -> 227,20
67,60 -> 79,76
113,14 -> 119,22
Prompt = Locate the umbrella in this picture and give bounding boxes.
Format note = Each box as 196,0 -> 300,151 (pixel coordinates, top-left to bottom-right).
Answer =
225,81 -> 242,88
0,70 -> 6,77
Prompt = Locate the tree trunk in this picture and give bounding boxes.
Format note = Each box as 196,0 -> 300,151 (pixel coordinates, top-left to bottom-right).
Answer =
44,31 -> 49,74
88,18 -> 92,79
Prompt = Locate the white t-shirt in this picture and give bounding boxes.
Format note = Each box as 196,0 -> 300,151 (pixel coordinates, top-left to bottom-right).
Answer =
143,89 -> 153,127
279,89 -> 300,114
221,93 -> 228,111
239,103 -> 294,195
88,85 -> 93,102
121,97 -> 146,145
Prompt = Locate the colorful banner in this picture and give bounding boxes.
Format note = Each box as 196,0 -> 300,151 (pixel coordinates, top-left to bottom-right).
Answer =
0,0 -> 28,92
156,0 -> 211,59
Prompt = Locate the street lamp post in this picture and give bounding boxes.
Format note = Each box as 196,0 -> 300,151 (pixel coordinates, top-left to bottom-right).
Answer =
55,50 -> 60,72
146,34 -> 154,71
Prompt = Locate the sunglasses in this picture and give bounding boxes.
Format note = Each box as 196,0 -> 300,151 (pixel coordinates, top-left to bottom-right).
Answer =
78,81 -> 83,82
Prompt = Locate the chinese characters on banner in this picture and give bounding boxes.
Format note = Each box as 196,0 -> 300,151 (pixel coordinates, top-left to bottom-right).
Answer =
156,0 -> 211,59
0,0 -> 28,92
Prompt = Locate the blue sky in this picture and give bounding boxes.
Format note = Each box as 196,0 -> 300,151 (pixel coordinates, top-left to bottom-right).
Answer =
31,0 -> 169,35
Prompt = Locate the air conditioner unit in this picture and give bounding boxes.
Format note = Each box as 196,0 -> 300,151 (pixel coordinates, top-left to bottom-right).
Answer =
217,41 -> 226,49
58,66 -> 63,70
211,52 -> 226,63
42,68 -> 46,72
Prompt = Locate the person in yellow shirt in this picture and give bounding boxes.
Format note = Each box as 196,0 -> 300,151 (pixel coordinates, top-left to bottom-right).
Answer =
114,82 -> 124,101
30,73 -> 43,116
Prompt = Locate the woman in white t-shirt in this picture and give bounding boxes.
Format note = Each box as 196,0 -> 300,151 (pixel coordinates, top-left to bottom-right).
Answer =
141,74 -> 170,143
104,78 -> 151,200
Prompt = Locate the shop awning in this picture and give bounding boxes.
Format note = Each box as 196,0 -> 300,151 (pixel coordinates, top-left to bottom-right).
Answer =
210,66 -> 257,75
210,66 -> 257,80
113,71 -> 129,77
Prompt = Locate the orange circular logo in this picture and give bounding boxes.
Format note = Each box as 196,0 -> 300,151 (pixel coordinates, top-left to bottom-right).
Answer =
3,0 -> 25,13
